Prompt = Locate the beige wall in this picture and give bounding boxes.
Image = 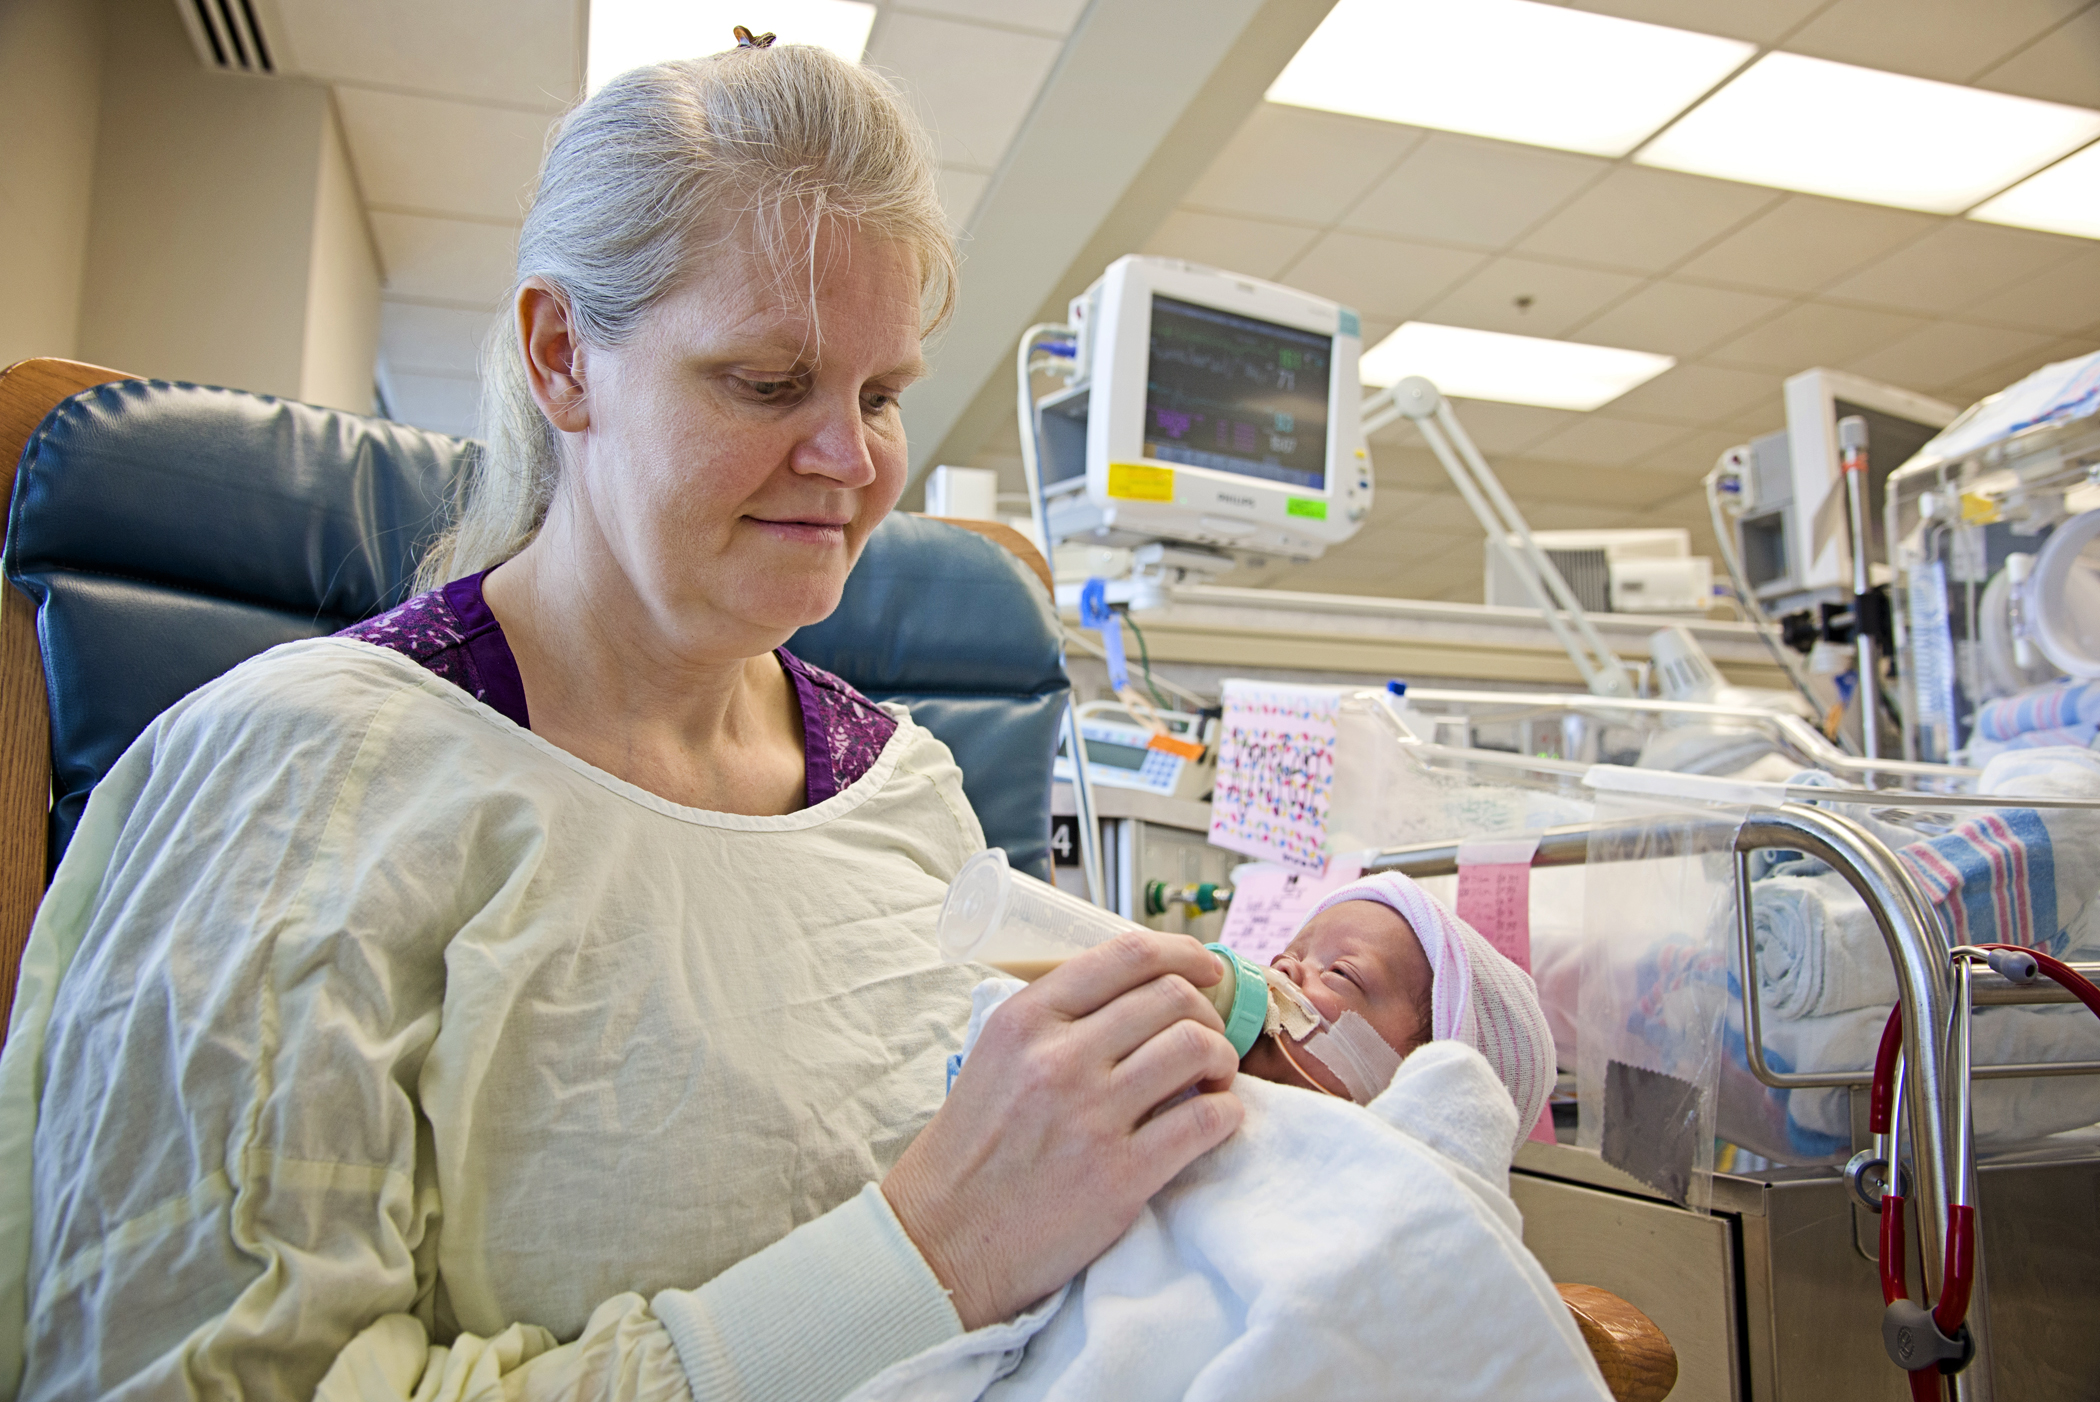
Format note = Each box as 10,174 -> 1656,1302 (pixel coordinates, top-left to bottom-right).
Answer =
74,0 -> 381,409
0,0 -> 106,366
300,102 -> 382,413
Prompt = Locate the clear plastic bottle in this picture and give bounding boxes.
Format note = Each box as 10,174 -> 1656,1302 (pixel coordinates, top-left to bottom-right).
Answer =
937,849 -> 1270,1056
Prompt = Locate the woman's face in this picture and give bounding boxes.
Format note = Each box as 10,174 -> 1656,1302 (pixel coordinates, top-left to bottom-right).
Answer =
545,226 -> 926,657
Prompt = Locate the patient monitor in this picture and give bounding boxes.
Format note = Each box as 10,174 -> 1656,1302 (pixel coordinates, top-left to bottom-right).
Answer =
1030,256 -> 1373,566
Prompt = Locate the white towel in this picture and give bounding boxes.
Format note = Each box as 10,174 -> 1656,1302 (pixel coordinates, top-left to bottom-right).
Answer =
847,991 -> 1614,1402
1752,873 -> 1899,1019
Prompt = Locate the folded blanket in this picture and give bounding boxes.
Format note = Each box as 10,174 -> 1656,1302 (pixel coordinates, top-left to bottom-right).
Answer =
1977,679 -> 2100,742
848,985 -> 1614,1402
1751,873 -> 1898,1019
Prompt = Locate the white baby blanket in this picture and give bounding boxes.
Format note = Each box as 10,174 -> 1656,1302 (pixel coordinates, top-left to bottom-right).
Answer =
844,981 -> 1613,1402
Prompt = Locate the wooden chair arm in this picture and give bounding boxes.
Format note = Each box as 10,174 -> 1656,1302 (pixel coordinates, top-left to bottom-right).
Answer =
0,358 -> 134,1037
1558,1283 -> 1677,1402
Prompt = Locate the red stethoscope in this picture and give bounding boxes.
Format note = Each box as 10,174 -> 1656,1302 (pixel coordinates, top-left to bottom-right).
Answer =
1845,943 -> 2100,1401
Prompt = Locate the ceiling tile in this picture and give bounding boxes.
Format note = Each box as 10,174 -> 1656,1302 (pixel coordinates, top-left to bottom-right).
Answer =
1360,489 -> 1485,535
1822,220 -> 2087,316
1492,456 -> 1687,507
1416,256 -> 1644,337
1843,321 -> 2058,394
1362,441 -> 1448,490
336,88 -> 552,222
1569,279 -> 1789,357
1143,211 -> 1321,282
1724,392 -> 1789,434
1603,361 -> 1781,425
1960,247 -> 2100,335
1342,133 -> 1607,251
275,0 -> 577,110
936,166 -> 991,231
893,0 -> 1090,35
1705,300 -> 1928,373
1673,196 -> 1937,295
1521,499 -> 1642,531
1974,6 -> 2100,107
1516,166 -> 1782,275
1635,426 -> 1761,478
1374,401 -> 1582,456
369,213 -> 517,307
1781,0 -> 2086,85
1280,232 -> 1487,321
379,368 -> 480,438
380,300 -> 493,374
1541,0 -> 1825,44
1526,415 -> 1691,467
866,13 -> 1062,169
1185,104 -> 1424,226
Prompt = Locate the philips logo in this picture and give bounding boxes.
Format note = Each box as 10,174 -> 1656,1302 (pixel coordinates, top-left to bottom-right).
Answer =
1216,492 -> 1256,510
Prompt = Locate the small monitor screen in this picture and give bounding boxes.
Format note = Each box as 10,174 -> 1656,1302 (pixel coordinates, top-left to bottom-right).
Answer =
1080,737 -> 1152,771
1143,295 -> 1332,492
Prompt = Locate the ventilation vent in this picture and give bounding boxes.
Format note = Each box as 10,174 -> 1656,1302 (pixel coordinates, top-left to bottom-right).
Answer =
1545,548 -> 1613,614
176,0 -> 278,75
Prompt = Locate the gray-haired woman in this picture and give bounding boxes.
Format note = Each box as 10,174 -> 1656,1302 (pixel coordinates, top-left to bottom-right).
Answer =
2,41 -> 1241,1402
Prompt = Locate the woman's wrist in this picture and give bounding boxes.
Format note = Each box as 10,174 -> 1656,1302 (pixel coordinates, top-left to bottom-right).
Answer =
880,1152 -> 1004,1331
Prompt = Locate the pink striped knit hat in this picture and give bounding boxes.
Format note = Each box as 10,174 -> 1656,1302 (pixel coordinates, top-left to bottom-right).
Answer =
1309,872 -> 1554,1138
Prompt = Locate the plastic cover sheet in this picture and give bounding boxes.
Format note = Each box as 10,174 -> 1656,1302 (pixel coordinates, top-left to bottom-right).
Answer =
1576,792 -> 1745,1213
1326,697 -> 1592,855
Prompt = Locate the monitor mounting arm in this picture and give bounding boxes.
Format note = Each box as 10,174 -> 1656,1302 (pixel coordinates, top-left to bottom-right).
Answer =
1360,376 -> 1635,698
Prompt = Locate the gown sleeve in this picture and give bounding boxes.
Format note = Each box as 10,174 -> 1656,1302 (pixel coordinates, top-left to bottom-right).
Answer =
0,654 -> 959,1402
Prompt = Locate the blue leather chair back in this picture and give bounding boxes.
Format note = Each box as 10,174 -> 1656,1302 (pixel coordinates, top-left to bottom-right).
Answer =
5,378 -> 1065,878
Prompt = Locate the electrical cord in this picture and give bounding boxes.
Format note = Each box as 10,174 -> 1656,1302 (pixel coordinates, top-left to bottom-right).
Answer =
1120,611 -> 1174,712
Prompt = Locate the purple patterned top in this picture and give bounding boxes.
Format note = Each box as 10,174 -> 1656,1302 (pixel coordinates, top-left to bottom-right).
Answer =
337,570 -> 898,808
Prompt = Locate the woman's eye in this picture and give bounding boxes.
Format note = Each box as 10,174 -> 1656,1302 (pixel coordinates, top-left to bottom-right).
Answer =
739,376 -> 801,401
862,390 -> 899,414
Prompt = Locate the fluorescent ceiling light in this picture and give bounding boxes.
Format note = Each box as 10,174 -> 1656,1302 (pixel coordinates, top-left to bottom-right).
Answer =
1638,52 -> 2100,214
588,0 -> 875,93
1265,0 -> 1753,158
1361,323 -> 1674,412
1971,140 -> 2100,241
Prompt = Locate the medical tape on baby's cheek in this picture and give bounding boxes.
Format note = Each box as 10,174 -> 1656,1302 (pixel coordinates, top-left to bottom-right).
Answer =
1301,1010 -> 1402,1104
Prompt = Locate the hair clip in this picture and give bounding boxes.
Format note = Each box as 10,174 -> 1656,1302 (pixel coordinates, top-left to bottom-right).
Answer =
733,26 -> 777,48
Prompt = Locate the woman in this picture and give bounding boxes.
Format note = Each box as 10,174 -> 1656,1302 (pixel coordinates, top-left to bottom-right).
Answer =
0,41 -> 1242,1401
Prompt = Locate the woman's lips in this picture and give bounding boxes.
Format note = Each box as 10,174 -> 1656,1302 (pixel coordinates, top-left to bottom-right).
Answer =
749,517 -> 849,546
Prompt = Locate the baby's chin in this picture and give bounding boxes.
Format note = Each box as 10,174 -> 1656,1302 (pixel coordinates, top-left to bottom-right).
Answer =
1239,1034 -> 1343,1097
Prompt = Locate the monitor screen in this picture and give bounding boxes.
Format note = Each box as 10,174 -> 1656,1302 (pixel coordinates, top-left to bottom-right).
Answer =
1143,295 -> 1332,492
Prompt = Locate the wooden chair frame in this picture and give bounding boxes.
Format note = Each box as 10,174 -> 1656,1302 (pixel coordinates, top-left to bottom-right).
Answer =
0,358 -> 133,1034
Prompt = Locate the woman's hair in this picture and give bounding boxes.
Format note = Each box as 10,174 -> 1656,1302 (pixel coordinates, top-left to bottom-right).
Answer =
415,43 -> 957,590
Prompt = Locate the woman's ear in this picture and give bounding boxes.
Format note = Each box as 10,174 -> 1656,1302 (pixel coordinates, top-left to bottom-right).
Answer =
518,279 -> 590,434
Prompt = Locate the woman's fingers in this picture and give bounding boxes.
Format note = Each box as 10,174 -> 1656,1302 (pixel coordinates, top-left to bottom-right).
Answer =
1128,1087 -> 1245,1181
1029,930 -> 1226,1022
1108,1015 -> 1240,1113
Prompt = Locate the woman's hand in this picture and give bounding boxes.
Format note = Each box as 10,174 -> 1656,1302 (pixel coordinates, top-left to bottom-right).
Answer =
882,931 -> 1245,1330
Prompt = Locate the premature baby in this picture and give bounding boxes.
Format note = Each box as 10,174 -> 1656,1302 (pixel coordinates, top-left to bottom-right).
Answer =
1233,872 -> 1556,1150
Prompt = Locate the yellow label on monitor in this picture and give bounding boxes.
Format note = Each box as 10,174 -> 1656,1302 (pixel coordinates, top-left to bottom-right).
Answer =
1107,462 -> 1175,501
1287,497 -> 1327,520
1959,492 -> 2001,525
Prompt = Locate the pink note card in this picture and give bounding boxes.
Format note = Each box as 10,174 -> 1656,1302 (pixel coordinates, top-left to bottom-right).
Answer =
1455,836 -> 1540,974
1218,861 -> 1363,968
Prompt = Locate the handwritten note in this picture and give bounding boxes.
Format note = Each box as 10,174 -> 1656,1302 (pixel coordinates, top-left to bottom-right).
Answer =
1455,836 -> 1555,1143
1218,861 -> 1363,967
1209,681 -> 1341,872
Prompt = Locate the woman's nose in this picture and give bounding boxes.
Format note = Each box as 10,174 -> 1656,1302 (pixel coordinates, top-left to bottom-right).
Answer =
789,395 -> 878,487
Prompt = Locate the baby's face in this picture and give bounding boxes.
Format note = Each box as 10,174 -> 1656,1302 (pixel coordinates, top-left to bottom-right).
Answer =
1238,899 -> 1433,1096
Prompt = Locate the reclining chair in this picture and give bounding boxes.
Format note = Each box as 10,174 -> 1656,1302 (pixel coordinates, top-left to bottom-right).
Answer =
0,357 -> 1674,1402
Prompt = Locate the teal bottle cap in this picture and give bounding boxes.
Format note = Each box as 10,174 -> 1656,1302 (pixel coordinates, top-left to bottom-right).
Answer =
1205,943 -> 1269,1059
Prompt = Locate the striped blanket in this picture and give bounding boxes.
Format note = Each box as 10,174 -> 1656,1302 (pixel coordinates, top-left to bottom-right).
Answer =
1896,807 -> 2070,952
1977,679 -> 2100,743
